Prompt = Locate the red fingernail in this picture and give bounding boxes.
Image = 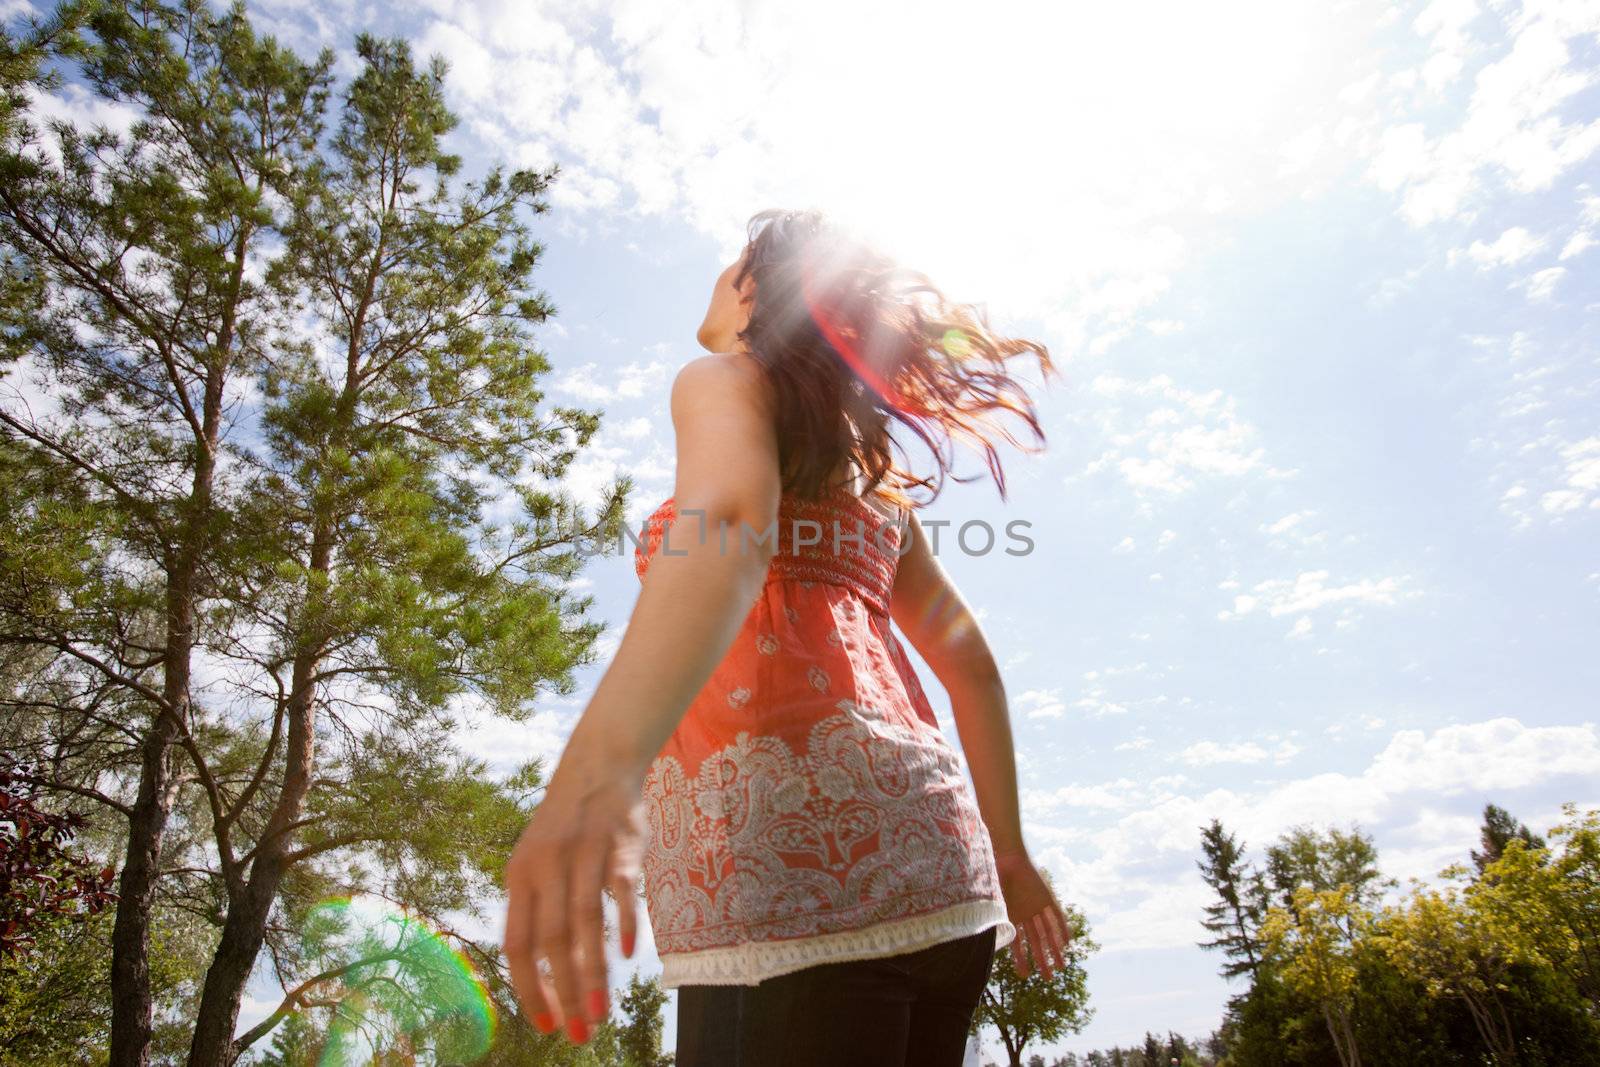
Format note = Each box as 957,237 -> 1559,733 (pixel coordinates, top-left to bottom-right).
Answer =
532,1012 -> 556,1034
566,1016 -> 589,1043
587,989 -> 607,1020
622,931 -> 636,957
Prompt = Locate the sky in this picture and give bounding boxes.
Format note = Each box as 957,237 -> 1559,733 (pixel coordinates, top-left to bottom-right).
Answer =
14,0 -> 1600,1058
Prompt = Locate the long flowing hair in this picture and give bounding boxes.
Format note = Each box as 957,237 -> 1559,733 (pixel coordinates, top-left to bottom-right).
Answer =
733,208 -> 1057,509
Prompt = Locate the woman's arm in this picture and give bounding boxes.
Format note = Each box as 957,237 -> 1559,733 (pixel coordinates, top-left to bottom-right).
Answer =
889,509 -> 1073,978
890,510 -> 1023,852
559,353 -> 782,780
503,353 -> 782,1044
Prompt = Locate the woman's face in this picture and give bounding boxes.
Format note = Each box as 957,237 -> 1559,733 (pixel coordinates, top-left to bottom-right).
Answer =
696,248 -> 755,354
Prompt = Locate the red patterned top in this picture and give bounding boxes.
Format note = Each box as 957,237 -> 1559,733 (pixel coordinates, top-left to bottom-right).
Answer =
633,486 -> 1016,987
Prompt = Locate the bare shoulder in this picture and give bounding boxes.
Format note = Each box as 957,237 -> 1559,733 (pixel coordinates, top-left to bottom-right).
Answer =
670,353 -> 773,418
668,353 -> 781,514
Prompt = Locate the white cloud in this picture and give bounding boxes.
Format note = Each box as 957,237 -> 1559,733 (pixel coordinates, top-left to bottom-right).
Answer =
615,416 -> 654,439
379,0 -> 1425,354
1036,718 -> 1600,954
1025,780 -> 1140,813
1219,568 -> 1416,622
1456,225 -> 1546,267
1181,740 -> 1270,766
1017,688 -> 1068,721
1081,374 -> 1298,497
1516,265 -> 1566,301
1366,1 -> 1600,226
1538,436 -> 1600,513
553,359 -> 672,402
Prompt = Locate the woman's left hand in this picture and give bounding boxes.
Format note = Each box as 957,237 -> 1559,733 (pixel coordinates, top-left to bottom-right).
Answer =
502,753 -> 648,1044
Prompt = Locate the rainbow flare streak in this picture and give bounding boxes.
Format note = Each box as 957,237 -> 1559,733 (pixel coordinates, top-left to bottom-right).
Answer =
299,896 -> 497,1065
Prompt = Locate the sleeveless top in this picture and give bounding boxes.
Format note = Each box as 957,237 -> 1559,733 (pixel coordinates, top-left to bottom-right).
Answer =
633,485 -> 1017,987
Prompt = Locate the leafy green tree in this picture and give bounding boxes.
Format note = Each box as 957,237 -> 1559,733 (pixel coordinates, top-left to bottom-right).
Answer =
1,4 -> 624,1065
1343,935 -> 1461,1065
1197,820 -> 1415,1067
0,904 -> 114,1064
975,902 -> 1097,1067
1376,871 -> 1540,1064
1261,885 -> 1369,1067
1266,826 -> 1386,913
0,767 -> 117,1062
1477,805 -> 1600,1014
618,971 -> 670,1067
0,1 -> 328,1059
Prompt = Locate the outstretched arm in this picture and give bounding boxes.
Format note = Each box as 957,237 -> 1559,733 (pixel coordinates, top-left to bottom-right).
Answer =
889,509 -> 1073,979
502,353 -> 781,1044
558,354 -> 781,782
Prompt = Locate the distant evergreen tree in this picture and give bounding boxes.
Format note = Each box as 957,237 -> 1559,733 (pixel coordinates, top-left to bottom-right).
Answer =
1196,819 -> 1265,979
257,1012 -> 317,1067
1471,803 -> 1545,875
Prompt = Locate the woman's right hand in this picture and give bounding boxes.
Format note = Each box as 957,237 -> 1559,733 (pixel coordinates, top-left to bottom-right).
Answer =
993,849 -> 1074,980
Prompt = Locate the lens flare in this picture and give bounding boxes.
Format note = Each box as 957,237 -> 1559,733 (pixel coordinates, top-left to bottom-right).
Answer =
940,328 -> 973,361
299,896 -> 496,1065
799,247 -> 925,416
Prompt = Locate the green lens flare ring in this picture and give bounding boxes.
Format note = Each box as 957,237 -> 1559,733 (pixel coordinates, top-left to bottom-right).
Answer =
940,328 -> 973,360
302,896 -> 497,1065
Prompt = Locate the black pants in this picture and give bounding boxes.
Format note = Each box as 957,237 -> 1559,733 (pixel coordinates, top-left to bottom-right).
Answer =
674,925 -> 998,1067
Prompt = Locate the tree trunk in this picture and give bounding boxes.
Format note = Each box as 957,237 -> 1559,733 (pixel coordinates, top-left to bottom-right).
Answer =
1002,1026 -> 1026,1067
107,702 -> 181,1067
108,327 -> 227,1065
186,520 -> 329,1067
185,861 -> 281,1067
110,500 -> 207,1067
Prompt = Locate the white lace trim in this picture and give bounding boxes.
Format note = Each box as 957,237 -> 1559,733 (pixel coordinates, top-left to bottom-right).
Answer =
657,898 -> 1016,988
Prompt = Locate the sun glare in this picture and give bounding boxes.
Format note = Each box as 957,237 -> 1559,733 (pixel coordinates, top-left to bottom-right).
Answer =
719,0 -> 1371,338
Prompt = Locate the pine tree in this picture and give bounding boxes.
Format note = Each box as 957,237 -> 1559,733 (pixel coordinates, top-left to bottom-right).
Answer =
1,4 -> 626,1065
1196,819 -> 1265,980
1471,803 -> 1545,875
1,4 -> 331,1060
257,1011 -> 317,1067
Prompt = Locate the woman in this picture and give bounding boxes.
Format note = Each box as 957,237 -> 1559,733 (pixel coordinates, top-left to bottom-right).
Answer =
503,208 -> 1071,1066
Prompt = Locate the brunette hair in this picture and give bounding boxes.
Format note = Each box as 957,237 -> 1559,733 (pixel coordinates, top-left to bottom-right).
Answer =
733,208 -> 1056,509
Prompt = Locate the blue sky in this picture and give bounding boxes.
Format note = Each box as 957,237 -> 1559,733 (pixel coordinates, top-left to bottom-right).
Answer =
17,0 -> 1600,1056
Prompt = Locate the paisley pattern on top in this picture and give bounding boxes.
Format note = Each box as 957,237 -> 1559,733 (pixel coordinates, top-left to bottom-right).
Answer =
633,487 -> 1015,987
